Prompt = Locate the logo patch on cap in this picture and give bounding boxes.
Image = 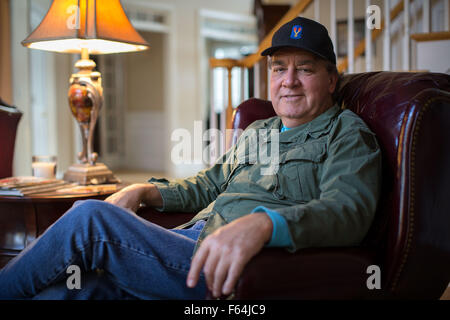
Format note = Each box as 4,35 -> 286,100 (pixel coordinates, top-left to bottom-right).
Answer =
290,25 -> 303,39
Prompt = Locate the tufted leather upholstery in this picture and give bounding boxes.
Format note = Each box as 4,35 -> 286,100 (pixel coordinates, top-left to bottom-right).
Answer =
0,100 -> 22,179
138,71 -> 450,299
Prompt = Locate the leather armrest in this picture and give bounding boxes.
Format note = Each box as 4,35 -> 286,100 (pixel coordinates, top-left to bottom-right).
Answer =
136,207 -> 378,300
218,247 -> 378,300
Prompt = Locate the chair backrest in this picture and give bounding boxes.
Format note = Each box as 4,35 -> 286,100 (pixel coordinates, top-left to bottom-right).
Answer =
0,103 -> 22,179
339,71 -> 450,299
230,71 -> 450,299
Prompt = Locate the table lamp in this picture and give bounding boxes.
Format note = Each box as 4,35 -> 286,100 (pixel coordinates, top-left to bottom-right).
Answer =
22,0 -> 149,185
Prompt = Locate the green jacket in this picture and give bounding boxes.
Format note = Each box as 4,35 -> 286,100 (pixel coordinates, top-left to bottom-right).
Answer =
149,105 -> 382,254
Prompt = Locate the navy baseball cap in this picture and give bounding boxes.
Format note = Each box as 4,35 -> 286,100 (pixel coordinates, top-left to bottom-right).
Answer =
261,17 -> 336,65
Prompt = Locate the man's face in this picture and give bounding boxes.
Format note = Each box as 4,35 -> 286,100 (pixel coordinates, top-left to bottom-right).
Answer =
269,48 -> 338,128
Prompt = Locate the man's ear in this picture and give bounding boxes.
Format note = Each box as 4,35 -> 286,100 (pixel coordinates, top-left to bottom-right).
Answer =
328,72 -> 338,94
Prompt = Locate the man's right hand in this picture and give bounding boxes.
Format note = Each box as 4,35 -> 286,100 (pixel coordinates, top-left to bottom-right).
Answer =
104,183 -> 163,212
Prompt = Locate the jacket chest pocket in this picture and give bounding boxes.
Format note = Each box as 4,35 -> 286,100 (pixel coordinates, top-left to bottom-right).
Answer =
274,143 -> 326,202
224,162 -> 278,194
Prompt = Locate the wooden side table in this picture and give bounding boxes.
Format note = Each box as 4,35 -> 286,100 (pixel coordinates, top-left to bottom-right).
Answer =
0,192 -> 113,268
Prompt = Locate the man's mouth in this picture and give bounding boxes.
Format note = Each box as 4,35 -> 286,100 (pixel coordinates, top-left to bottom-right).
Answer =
281,94 -> 304,100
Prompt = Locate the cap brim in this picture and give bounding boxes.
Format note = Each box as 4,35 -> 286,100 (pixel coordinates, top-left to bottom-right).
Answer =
261,45 -> 335,65
261,46 -> 283,56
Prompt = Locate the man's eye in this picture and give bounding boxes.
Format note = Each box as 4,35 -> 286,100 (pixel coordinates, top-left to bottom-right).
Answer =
273,67 -> 285,73
297,68 -> 312,73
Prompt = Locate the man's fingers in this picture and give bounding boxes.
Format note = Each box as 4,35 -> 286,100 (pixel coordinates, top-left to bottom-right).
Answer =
212,256 -> 231,298
222,257 -> 247,296
203,247 -> 220,291
187,245 -> 209,288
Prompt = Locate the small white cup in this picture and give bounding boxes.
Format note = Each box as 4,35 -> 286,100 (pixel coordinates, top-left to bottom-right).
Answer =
32,155 -> 57,179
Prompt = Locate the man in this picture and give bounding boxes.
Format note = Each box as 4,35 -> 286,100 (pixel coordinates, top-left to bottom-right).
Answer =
0,17 -> 381,299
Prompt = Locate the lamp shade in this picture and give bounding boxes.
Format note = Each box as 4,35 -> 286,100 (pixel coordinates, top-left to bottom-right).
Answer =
22,0 -> 149,54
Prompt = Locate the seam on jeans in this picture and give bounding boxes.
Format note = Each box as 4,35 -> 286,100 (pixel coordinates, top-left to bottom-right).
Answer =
33,256 -> 79,297
109,269 -> 206,300
77,238 -> 193,273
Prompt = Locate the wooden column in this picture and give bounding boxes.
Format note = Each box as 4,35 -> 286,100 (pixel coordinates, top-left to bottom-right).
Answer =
210,58 -> 240,151
226,66 -> 233,130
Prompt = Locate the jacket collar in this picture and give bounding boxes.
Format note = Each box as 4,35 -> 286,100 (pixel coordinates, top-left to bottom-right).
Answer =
273,104 -> 341,143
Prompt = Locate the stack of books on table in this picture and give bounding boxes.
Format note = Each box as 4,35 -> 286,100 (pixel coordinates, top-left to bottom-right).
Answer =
54,184 -> 118,195
0,176 -> 120,196
0,176 -> 76,196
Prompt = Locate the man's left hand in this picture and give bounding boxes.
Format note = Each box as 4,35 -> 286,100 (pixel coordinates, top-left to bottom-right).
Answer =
186,213 -> 273,298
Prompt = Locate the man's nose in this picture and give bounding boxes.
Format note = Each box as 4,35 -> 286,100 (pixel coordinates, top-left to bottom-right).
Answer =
282,67 -> 299,88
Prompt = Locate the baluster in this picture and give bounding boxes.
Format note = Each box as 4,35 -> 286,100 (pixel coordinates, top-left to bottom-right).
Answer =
383,0 -> 391,70
209,68 -> 218,165
330,0 -> 337,56
445,0 -> 449,31
314,0 -> 320,22
365,0 -> 372,71
224,66 -> 234,151
240,67 -> 246,103
254,60 -> 260,99
226,66 -> 233,129
218,67 -> 227,155
220,105 -> 226,155
403,0 -> 410,70
348,0 -> 354,73
423,0 -> 430,33
243,67 -> 249,101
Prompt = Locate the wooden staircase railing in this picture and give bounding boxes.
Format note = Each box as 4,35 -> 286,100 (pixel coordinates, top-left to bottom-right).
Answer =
338,0 -> 406,73
209,0 -> 314,137
410,31 -> 450,42
208,0 -> 449,156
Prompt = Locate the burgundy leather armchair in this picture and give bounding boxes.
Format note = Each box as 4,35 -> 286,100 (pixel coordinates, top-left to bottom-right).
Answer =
0,99 -> 22,179
137,71 -> 450,299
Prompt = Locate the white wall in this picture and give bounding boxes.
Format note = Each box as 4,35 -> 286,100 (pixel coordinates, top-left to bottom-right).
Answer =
124,111 -> 167,171
10,0 -> 32,177
416,40 -> 450,72
11,0 -> 76,177
122,30 -> 167,173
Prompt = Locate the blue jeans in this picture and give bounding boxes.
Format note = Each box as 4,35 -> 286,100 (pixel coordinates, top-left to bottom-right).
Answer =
0,199 -> 207,299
